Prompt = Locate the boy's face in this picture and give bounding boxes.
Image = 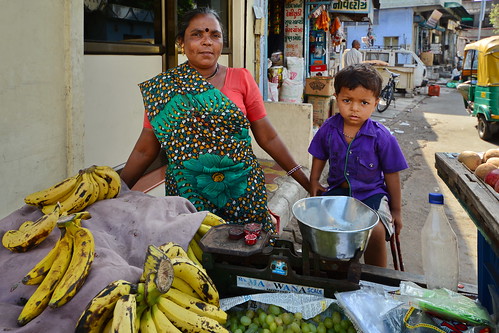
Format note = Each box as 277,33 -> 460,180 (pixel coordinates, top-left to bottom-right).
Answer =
335,86 -> 379,128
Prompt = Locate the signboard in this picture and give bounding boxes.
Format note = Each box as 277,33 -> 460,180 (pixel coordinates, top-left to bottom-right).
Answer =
237,276 -> 325,296
330,0 -> 369,14
284,0 -> 304,57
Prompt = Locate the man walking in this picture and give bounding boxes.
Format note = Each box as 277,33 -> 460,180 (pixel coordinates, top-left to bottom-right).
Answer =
344,40 -> 363,66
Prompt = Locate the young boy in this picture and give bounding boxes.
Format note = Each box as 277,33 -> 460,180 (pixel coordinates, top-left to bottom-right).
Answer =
308,63 -> 408,267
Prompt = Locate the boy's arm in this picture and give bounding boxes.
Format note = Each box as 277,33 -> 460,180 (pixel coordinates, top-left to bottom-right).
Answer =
385,172 -> 402,235
310,157 -> 327,196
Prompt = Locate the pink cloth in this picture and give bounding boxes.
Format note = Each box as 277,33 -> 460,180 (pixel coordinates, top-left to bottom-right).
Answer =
0,183 -> 206,332
143,67 -> 267,128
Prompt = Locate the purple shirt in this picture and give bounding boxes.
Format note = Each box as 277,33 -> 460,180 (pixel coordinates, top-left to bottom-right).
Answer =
308,114 -> 408,201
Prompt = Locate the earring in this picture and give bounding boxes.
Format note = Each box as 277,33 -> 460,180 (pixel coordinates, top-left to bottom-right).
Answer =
180,45 -> 184,55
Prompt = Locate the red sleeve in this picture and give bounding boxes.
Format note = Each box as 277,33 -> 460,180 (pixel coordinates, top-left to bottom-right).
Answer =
221,68 -> 267,122
143,111 -> 152,129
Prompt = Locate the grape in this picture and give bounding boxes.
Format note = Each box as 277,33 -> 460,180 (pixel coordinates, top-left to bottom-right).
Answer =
333,323 -> 341,332
259,312 -> 268,325
266,314 -> 275,326
246,323 -> 259,333
324,317 -> 333,329
246,309 -> 255,319
276,326 -> 284,333
331,312 -> 341,325
340,319 -> 349,330
289,321 -> 301,333
327,329 -> 335,333
308,322 -> 317,333
312,314 -> 321,323
263,329 -> 271,333
240,315 -> 252,326
301,321 -> 311,333
269,322 -> 278,332
294,312 -> 303,321
317,323 -> 326,333
275,316 -> 283,326
268,304 -> 281,316
282,313 -> 293,325
347,327 -> 355,333
234,329 -> 243,333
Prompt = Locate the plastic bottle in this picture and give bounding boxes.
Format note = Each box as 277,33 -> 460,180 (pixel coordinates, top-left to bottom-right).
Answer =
421,193 -> 459,291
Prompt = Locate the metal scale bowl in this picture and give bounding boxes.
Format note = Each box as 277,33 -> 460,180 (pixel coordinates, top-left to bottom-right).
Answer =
198,196 -> 379,299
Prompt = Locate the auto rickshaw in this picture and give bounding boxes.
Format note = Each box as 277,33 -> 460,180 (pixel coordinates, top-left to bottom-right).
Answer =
459,35 -> 499,140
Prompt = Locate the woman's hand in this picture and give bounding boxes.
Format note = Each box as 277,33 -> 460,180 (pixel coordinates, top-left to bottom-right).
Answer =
310,181 -> 327,197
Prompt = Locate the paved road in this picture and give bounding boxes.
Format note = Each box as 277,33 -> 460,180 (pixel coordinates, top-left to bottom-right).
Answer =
372,86 -> 498,286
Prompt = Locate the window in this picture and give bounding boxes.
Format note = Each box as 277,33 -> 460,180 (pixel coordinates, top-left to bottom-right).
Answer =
383,36 -> 398,48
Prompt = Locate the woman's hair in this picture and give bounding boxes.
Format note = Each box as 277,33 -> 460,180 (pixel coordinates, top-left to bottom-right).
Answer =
334,63 -> 383,97
175,7 -> 224,45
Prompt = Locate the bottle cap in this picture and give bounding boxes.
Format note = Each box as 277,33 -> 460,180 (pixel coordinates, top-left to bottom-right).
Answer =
429,193 -> 444,204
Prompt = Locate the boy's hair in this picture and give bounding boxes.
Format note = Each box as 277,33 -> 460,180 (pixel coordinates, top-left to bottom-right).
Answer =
334,63 -> 383,97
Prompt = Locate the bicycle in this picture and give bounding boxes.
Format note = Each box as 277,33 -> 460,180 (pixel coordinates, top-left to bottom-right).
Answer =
376,68 -> 400,113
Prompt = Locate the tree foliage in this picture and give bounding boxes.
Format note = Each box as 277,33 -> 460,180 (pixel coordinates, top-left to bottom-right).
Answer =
490,3 -> 499,33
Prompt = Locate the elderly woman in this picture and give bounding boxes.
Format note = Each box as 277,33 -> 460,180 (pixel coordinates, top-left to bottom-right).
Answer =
120,7 -> 309,234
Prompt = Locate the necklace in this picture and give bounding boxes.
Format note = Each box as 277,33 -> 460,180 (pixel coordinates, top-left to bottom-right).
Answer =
342,132 -> 356,139
204,64 -> 219,80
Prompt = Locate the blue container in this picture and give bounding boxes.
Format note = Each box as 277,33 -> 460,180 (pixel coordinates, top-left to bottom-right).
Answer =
477,231 -> 498,315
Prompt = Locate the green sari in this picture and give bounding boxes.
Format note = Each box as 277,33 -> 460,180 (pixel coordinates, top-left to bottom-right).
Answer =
139,63 -> 274,233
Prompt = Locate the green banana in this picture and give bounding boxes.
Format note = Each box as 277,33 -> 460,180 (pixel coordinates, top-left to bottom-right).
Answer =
17,230 -> 73,326
75,280 -> 136,333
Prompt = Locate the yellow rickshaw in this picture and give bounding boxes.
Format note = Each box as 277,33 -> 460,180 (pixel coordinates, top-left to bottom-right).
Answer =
460,35 -> 499,140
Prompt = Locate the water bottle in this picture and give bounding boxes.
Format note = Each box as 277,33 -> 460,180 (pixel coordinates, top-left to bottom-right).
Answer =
421,193 -> 459,291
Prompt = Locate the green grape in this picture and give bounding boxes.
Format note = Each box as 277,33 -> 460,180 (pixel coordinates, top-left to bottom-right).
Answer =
340,319 -> 349,330
269,322 -> 278,332
347,327 -> 355,333
282,313 -> 293,325
294,312 -> 303,321
241,315 -> 252,326
289,321 -> 301,333
276,326 -> 284,333
259,312 -> 268,326
231,321 -> 239,332
331,312 -> 341,325
327,329 -> 335,333
301,322 -> 311,333
234,329 -> 243,333
275,316 -> 283,326
312,314 -> 321,323
285,328 -> 295,333
333,323 -> 342,332
268,304 -> 282,316
263,329 -> 271,333
317,323 -> 326,333
246,309 -> 256,319
324,317 -> 333,329
266,314 -> 275,326
262,322 -> 270,329
308,322 -> 317,333
253,317 -> 260,325
246,322 -> 259,333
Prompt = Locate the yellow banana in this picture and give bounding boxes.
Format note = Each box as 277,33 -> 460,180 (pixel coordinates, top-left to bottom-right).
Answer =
189,238 -> 204,264
49,220 -> 95,308
171,278 -> 200,299
102,317 -> 113,333
197,223 -> 211,236
140,307 -> 158,333
164,287 -> 227,324
134,302 -> 148,332
41,174 -> 93,214
156,297 -> 229,333
2,204 -> 61,252
75,280 -> 136,333
140,244 -> 169,283
159,242 -> 190,260
24,174 -> 80,206
187,243 -> 203,267
201,212 -> 226,226
83,171 -> 100,207
93,165 -> 121,199
170,257 -> 220,306
17,230 -> 73,326
111,293 -> 136,333
151,303 -> 182,332
89,167 -> 109,201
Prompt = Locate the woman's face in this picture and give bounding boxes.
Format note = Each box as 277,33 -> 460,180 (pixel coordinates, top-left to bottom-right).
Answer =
181,13 -> 223,71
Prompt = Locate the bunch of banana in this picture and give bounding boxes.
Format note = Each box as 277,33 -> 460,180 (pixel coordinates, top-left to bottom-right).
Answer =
187,212 -> 227,264
2,204 -> 61,252
16,213 -> 94,326
23,165 -> 121,215
76,243 -> 227,332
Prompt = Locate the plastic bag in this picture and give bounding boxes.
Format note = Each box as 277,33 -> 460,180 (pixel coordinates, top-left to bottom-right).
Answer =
400,282 -> 493,327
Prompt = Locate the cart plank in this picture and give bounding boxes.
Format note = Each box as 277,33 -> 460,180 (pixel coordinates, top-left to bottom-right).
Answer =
435,152 -> 499,255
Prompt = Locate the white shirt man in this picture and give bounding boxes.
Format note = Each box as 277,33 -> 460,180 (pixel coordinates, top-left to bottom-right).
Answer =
344,40 -> 363,67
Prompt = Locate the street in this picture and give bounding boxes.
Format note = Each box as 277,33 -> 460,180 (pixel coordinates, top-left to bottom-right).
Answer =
371,85 -> 499,286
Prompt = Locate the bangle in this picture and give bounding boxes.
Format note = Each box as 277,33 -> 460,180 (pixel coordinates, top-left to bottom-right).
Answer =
286,164 -> 303,176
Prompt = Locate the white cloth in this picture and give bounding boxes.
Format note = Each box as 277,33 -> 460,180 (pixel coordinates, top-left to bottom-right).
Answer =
0,182 -> 206,332
344,48 -> 363,66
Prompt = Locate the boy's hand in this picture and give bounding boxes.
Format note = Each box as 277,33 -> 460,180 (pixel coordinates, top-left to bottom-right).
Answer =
391,209 -> 402,235
310,181 -> 327,197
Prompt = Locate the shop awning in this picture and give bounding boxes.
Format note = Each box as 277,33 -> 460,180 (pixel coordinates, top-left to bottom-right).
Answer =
444,2 -> 473,22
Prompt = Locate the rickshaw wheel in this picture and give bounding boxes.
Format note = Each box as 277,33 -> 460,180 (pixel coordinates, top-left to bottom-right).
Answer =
477,116 -> 493,141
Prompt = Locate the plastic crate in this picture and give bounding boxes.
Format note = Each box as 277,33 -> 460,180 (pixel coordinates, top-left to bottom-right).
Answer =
477,231 -> 498,315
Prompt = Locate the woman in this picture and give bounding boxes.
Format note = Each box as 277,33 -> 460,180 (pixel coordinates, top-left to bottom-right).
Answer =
120,7 -> 309,234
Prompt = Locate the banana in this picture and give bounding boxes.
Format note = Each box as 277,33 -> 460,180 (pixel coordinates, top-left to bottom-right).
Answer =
197,223 -> 211,237
111,293 -> 136,333
201,212 -> 226,226
171,278 -> 200,299
102,318 -> 113,333
17,230 -> 73,326
170,257 -> 219,305
83,171 -> 100,207
151,303 -> 182,332
134,302 -> 148,332
156,297 -> 229,333
41,174 -> 93,214
140,307 -> 158,333
24,174 -> 80,206
189,238 -> 204,264
159,241 -> 191,260
2,204 -> 61,252
49,220 -> 95,308
140,244 -> 169,283
93,166 -> 121,199
75,280 -> 136,333
164,287 -> 227,324
89,167 -> 110,201
187,243 -> 203,267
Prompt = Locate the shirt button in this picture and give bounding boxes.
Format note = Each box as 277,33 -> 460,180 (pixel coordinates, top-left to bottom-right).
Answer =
369,163 -> 374,168
346,172 -> 350,176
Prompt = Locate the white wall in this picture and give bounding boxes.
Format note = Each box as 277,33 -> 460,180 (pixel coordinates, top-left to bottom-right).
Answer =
83,55 -> 162,168
0,1 -> 82,218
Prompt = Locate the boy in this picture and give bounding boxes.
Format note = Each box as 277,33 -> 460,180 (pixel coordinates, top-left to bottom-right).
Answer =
308,63 -> 408,267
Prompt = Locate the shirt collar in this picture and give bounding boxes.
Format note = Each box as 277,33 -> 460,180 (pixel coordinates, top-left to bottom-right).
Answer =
330,114 -> 377,137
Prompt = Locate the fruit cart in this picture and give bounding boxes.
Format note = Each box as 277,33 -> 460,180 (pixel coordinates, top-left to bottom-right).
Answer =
435,152 -> 499,315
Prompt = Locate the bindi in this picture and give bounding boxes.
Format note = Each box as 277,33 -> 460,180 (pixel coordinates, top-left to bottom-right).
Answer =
205,28 -> 209,32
